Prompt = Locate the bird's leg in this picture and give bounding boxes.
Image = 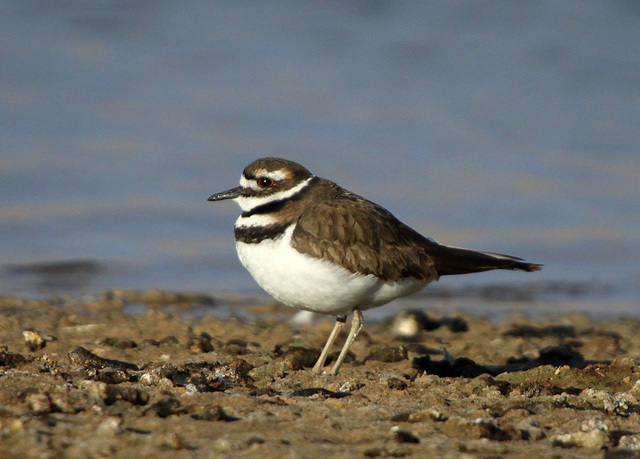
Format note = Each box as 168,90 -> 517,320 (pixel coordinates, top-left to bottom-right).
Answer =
329,309 -> 363,376
312,315 -> 346,374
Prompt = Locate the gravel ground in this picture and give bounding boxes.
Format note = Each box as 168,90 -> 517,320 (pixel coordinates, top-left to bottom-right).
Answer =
1,291 -> 640,458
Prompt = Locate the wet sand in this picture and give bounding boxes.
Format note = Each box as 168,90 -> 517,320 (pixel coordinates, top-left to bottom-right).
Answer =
1,291 -> 640,458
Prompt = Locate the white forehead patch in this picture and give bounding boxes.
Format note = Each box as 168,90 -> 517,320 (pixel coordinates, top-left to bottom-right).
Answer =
239,175 -> 260,191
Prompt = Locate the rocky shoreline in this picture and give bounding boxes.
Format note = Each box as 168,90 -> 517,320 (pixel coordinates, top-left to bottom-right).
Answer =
1,292 -> 640,458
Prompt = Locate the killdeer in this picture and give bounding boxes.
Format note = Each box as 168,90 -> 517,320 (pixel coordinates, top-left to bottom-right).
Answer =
208,158 -> 541,375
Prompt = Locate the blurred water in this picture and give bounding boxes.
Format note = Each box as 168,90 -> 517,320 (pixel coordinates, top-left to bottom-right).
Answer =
1,1 -> 639,316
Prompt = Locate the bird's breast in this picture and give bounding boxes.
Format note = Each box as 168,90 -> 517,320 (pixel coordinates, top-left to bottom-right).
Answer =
235,224 -> 429,315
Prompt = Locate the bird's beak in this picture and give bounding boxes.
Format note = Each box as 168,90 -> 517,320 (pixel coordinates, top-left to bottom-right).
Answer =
207,186 -> 242,202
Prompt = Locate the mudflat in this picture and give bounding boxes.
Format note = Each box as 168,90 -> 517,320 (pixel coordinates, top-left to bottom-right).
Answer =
1,292 -> 639,458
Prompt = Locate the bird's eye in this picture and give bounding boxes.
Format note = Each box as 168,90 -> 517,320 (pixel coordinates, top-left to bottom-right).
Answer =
257,177 -> 275,188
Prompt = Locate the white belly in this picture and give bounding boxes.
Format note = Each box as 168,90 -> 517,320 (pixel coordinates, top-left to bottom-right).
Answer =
236,224 -> 429,316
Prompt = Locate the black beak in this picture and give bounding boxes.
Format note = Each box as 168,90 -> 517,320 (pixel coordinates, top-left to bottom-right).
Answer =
207,186 -> 242,201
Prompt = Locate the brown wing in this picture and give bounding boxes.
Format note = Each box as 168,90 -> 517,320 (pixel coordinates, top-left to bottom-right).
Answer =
291,191 -> 437,282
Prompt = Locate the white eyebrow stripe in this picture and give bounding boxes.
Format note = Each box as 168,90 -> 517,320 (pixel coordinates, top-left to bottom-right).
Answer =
239,170 -> 290,191
260,170 -> 288,181
234,176 -> 314,212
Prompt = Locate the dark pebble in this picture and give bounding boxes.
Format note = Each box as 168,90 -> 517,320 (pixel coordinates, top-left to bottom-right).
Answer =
0,349 -> 28,367
272,345 -> 320,370
144,396 -> 185,417
68,346 -> 139,371
366,345 -> 407,363
389,426 -> 420,443
100,337 -> 138,349
106,385 -> 149,406
158,336 -> 181,347
386,377 -> 408,390
191,406 -> 237,422
537,344 -> 585,366
290,388 -> 348,399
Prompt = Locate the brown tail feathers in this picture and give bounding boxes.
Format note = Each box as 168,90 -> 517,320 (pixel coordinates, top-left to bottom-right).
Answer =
422,239 -> 542,277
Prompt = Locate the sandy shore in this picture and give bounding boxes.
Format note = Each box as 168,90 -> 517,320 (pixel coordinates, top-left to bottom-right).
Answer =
1,291 -> 640,458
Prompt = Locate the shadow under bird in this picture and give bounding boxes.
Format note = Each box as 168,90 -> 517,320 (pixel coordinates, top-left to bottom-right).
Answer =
208,157 -> 542,375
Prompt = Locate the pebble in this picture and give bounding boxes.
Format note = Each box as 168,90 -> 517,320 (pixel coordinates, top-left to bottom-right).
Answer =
271,345 -> 319,370
388,426 -> 420,444
514,418 -> 546,440
0,350 -> 27,367
96,417 -> 123,436
68,346 -> 138,371
380,375 -> 408,390
191,406 -> 234,421
366,345 -> 407,363
442,416 -> 511,441
391,310 -> 437,337
78,380 -> 149,406
338,380 -> 363,393
144,396 -> 184,417
22,330 -> 47,351
26,393 -> 52,413
618,434 -> 640,450
153,432 -> 189,450
139,373 -> 174,390
551,428 -> 609,449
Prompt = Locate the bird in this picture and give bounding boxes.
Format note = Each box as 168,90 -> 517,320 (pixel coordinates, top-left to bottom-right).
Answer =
208,157 -> 541,375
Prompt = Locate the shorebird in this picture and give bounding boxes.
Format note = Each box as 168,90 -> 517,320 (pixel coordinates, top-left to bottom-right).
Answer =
209,158 -> 541,375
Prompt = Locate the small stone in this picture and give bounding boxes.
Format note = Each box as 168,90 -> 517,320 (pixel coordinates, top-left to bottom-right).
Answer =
96,417 -> 122,436
444,316 -> 469,332
388,426 -> 420,444
382,376 -> 408,390
154,432 -> 189,450
144,396 -> 184,417
272,345 -> 320,370
23,330 -> 46,351
366,345 -> 407,363
79,380 -> 109,402
0,350 -> 28,367
188,334 -> 214,353
551,428 -> 609,449
515,418 -> 546,440
79,380 -> 148,406
426,408 -> 448,422
6,418 -> 25,432
68,346 -> 138,371
140,373 -> 174,389
629,379 -> 640,397
26,393 -> 52,413
537,344 -> 584,366
191,406 -> 234,421
290,388 -> 348,399
138,338 -> 159,348
100,337 -> 137,349
97,368 -> 132,384
391,310 -> 438,337
158,336 -> 181,347
246,435 -> 266,446
223,358 -> 255,383
442,416 -> 510,441
580,418 -> 610,433
390,412 -> 412,422
618,434 -> 640,450
106,386 -> 149,406
48,391 -> 75,413
338,380 -> 363,393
